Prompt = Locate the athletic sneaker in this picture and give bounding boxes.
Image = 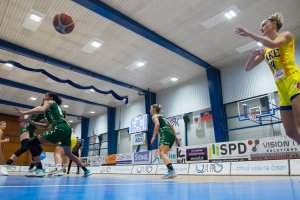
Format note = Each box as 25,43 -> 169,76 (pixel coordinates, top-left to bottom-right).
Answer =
0,166 -> 8,176
25,168 -> 36,177
162,170 -> 177,179
48,168 -> 58,176
83,169 -> 92,177
35,169 -> 45,177
53,168 -> 64,176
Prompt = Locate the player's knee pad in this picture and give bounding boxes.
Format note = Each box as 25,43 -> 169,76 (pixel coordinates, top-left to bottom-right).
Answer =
14,139 -> 29,157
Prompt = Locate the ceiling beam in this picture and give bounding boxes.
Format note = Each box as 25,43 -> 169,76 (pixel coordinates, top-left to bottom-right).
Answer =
0,99 -> 81,118
72,0 -> 215,69
0,39 -> 147,93
0,77 -> 111,108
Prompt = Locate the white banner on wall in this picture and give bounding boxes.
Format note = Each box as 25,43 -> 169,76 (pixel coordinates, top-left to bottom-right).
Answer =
208,140 -> 250,162
116,153 -> 133,165
189,162 -> 231,175
168,115 -> 183,143
133,132 -> 147,146
289,159 -> 300,175
133,151 -> 151,164
156,164 -> 189,175
132,165 -> 157,174
231,160 -> 289,175
248,136 -> 300,160
152,148 -> 177,164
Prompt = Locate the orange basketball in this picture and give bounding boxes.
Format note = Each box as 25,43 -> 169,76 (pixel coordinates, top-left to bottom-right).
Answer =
53,13 -> 75,34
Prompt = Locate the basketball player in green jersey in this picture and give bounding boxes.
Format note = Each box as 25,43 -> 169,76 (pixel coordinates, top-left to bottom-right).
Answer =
3,113 -> 45,176
150,104 -> 178,178
16,92 -> 91,177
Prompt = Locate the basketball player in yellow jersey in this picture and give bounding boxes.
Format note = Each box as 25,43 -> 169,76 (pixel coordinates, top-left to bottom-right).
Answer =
235,13 -> 300,144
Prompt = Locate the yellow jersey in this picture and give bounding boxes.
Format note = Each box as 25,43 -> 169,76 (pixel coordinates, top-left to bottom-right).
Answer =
264,35 -> 299,83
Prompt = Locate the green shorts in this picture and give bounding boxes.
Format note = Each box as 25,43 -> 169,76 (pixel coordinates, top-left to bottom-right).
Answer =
159,127 -> 176,148
19,125 -> 36,138
41,122 -> 71,146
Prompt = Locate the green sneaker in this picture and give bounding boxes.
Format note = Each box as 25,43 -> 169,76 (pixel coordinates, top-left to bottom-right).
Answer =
83,169 -> 92,177
25,168 -> 36,177
35,169 -> 45,177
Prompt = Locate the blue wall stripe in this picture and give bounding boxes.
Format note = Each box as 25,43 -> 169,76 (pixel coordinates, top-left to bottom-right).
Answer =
0,77 -> 110,108
72,0 -> 215,69
0,39 -> 147,93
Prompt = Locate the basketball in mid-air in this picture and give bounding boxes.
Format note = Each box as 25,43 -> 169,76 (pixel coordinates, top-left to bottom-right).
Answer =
53,13 -> 75,34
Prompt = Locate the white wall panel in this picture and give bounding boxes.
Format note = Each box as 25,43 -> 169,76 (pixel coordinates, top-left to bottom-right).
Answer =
72,123 -> 82,139
115,97 -> 145,130
88,112 -> 108,136
157,75 -> 210,117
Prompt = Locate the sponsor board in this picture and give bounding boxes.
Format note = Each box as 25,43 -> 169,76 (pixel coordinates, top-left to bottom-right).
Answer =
133,151 -> 151,164
156,164 -> 189,175
116,153 -> 133,165
106,154 -> 117,165
177,148 -> 187,163
152,148 -> 177,164
98,166 -> 133,174
248,136 -> 300,160
81,156 -> 106,166
208,141 -> 250,162
133,132 -> 147,146
132,165 -> 157,174
289,159 -> 300,175
189,162 -> 230,175
231,160 -> 289,175
186,147 -> 208,162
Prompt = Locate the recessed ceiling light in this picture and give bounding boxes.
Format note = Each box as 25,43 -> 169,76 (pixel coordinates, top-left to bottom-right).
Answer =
126,60 -> 147,71
81,38 -> 104,53
29,97 -> 37,101
201,5 -> 240,29
29,14 -> 42,22
63,105 -> 69,108
225,10 -> 236,19
91,41 -> 102,48
90,89 -> 95,92
235,41 -> 261,53
89,111 -> 95,114
22,9 -> 45,32
136,61 -> 145,67
5,63 -> 13,68
257,42 -> 263,47
69,120 -> 73,123
170,77 -> 178,82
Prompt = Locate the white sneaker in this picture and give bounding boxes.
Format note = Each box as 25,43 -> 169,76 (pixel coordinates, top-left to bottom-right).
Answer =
48,168 -> 58,176
0,166 -> 8,176
53,168 -> 64,176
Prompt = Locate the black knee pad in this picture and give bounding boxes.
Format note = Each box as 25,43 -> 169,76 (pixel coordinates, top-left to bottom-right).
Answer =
14,139 -> 29,157
29,144 -> 43,157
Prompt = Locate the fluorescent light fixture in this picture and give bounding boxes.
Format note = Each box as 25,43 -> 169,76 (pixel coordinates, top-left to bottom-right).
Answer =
90,89 -> 95,92
235,41 -> 261,53
81,37 -> 104,53
201,5 -> 240,29
229,10 -> 236,17
91,41 -> 102,48
29,14 -> 42,22
170,77 -> 179,82
63,105 -> 69,108
225,10 -> 236,19
257,42 -> 263,47
126,59 -> 147,71
29,97 -> 37,101
136,61 -> 145,67
22,9 -> 45,32
225,13 -> 232,19
69,120 -> 73,123
5,63 -> 13,68
89,111 -> 95,114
